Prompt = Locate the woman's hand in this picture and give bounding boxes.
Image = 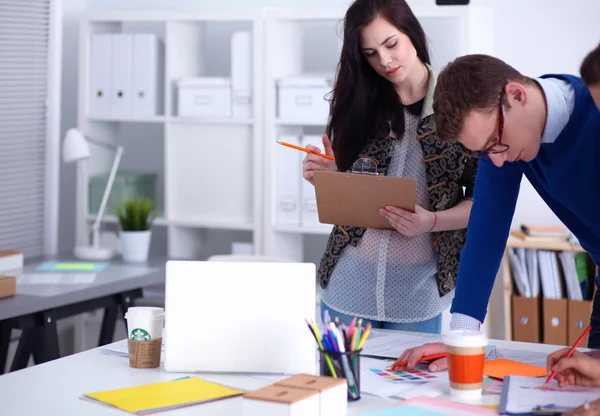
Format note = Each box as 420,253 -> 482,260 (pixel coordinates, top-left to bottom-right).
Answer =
547,349 -> 600,388
392,342 -> 449,372
301,134 -> 336,185
379,205 -> 436,236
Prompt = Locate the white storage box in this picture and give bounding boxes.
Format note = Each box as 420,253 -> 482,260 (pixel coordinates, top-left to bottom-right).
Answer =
243,384 -> 319,416
177,77 -> 232,117
277,74 -> 334,122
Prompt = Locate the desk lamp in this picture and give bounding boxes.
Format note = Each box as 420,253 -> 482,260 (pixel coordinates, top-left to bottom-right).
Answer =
63,128 -> 124,260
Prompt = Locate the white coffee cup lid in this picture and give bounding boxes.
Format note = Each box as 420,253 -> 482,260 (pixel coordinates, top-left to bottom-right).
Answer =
125,306 -> 165,321
443,329 -> 488,348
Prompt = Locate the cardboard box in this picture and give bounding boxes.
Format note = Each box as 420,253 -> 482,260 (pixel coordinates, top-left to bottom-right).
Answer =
568,299 -> 593,347
275,374 -> 347,416
543,298 -> 568,346
511,295 -> 541,343
177,77 -> 232,117
0,275 -> 16,299
242,384 -> 319,416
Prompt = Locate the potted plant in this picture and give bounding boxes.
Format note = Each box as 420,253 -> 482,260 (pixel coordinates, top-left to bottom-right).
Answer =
115,197 -> 155,263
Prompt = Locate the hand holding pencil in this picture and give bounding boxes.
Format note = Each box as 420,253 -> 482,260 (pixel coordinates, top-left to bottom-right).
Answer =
545,326 -> 600,388
297,134 -> 336,185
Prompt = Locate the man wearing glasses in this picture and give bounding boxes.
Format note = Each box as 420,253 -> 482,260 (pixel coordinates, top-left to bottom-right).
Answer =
393,52 -> 600,372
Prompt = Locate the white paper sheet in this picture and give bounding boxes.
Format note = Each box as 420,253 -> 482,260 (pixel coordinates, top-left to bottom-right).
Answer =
503,376 -> 600,414
17,273 -> 97,285
486,348 -> 548,367
101,339 -> 166,362
361,330 -> 436,359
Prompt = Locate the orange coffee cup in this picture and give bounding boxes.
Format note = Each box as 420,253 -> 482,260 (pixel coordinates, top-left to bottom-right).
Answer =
443,330 -> 488,402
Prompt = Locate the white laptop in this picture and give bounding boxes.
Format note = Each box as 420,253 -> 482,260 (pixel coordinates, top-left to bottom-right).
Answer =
163,260 -> 317,375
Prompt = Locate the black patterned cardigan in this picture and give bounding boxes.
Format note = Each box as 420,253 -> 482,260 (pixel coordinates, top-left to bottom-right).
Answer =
317,69 -> 478,297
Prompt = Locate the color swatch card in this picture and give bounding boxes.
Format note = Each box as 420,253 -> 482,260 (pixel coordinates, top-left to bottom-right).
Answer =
369,367 -> 439,382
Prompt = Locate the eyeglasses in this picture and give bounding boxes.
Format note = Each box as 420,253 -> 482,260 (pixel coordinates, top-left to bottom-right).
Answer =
465,87 -> 509,158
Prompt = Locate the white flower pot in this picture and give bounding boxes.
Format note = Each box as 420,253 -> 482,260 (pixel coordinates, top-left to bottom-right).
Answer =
120,230 -> 152,263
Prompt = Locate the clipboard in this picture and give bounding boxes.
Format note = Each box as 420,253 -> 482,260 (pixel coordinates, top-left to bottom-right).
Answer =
313,170 -> 416,229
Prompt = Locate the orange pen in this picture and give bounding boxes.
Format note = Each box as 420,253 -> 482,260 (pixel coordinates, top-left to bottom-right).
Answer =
276,140 -> 335,161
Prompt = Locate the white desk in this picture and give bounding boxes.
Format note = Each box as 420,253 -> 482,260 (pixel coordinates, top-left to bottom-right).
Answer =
0,330 -> 570,416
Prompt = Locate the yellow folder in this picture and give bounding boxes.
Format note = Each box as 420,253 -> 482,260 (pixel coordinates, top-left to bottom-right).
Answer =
82,377 -> 244,414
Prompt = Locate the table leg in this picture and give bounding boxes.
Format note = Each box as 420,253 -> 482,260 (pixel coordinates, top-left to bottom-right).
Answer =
11,328 -> 37,371
98,305 -> 118,346
37,314 -> 60,363
0,320 -> 12,375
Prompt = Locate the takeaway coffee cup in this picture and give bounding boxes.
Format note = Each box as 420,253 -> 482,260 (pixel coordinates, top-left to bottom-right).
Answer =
443,330 -> 488,402
124,306 -> 164,368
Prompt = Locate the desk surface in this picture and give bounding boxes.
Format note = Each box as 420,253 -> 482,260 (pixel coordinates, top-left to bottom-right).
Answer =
0,258 -> 163,321
0,330 -> 568,416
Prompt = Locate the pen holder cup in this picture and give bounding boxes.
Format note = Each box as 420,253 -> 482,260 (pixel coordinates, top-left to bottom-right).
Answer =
319,348 -> 361,401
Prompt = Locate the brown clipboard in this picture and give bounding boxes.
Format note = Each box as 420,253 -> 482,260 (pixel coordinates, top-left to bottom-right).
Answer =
313,171 -> 416,229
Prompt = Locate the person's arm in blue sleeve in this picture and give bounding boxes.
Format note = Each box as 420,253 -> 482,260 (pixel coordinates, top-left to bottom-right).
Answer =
450,158 -> 523,328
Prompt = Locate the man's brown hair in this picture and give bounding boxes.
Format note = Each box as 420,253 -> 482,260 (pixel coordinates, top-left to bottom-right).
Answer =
580,42 -> 600,85
433,54 -> 532,142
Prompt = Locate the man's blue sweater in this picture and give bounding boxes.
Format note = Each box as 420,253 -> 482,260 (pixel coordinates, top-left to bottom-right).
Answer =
450,74 -> 600,323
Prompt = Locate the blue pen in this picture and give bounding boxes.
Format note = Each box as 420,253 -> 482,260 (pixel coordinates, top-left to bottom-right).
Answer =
326,324 -> 339,352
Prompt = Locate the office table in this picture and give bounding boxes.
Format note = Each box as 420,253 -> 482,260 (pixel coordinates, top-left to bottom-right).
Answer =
0,258 -> 163,374
0,330 -> 570,415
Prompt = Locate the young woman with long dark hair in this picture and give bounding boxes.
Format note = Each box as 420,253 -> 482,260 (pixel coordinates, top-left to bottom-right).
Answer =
303,0 -> 478,334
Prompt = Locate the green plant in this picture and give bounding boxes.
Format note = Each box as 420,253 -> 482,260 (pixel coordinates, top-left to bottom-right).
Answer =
115,197 -> 155,231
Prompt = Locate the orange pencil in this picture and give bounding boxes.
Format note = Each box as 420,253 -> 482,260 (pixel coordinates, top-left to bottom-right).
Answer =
390,353 -> 448,369
544,325 -> 592,387
276,140 -> 335,161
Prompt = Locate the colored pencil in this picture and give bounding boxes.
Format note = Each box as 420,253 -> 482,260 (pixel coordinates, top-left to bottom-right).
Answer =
276,140 -> 335,161
544,325 -> 592,387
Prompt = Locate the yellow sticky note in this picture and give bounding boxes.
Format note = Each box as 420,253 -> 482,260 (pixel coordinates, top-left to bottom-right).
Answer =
84,377 -> 244,414
484,358 -> 548,380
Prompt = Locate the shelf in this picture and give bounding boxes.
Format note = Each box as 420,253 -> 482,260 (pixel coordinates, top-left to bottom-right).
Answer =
169,117 -> 254,125
169,217 -> 254,231
274,225 -> 332,235
87,214 -> 169,226
506,236 -> 586,252
88,115 -> 167,123
276,119 -> 327,127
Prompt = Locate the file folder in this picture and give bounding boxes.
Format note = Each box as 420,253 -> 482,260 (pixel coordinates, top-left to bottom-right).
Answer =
275,135 -> 301,226
132,34 -> 162,116
300,135 -> 326,228
110,33 -> 134,117
313,171 -> 416,229
568,299 -> 593,347
231,31 -> 252,119
89,34 -> 112,118
511,294 -> 541,343
542,298 -> 568,346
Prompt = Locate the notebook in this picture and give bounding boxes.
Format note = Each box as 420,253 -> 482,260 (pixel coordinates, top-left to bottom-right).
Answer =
81,377 -> 244,414
500,375 -> 600,415
483,358 -> 548,380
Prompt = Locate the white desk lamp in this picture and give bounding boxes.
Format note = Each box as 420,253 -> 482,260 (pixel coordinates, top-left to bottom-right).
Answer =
63,128 -> 124,260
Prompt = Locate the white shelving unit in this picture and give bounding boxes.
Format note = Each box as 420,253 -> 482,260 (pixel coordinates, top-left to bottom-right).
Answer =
76,11 -> 263,259
74,6 -> 493,262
